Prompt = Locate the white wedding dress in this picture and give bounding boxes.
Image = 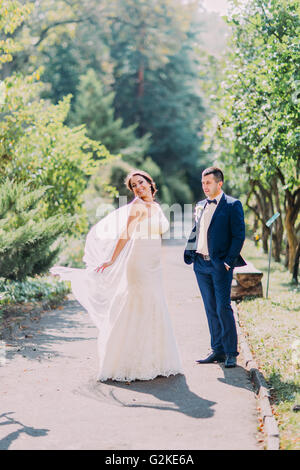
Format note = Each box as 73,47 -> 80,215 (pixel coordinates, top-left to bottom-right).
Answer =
50,197 -> 183,382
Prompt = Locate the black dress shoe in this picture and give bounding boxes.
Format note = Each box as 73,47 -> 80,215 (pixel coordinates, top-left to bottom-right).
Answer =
196,352 -> 226,364
224,355 -> 237,368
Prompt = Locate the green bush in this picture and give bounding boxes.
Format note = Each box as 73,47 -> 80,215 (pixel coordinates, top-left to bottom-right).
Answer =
0,276 -> 70,305
0,179 -> 74,281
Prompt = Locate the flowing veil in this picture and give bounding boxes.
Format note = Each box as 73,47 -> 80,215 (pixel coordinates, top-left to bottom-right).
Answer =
51,197 -> 184,382
50,198 -> 137,329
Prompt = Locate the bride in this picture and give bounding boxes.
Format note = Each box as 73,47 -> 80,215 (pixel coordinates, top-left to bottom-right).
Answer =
50,169 -> 183,382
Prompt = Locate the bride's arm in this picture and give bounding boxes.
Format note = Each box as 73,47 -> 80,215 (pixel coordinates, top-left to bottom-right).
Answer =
95,202 -> 146,273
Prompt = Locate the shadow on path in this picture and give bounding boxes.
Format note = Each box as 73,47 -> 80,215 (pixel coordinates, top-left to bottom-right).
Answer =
77,373 -> 216,420
217,364 -> 255,392
0,412 -> 49,450
2,300 -> 96,363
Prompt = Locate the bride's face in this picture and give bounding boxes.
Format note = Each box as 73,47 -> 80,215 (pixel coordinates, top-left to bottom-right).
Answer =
130,175 -> 152,200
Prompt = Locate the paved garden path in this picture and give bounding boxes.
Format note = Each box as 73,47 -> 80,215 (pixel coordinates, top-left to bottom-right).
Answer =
0,244 -> 260,450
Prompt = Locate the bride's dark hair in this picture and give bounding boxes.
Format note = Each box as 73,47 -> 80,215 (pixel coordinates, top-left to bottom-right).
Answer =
125,169 -> 158,199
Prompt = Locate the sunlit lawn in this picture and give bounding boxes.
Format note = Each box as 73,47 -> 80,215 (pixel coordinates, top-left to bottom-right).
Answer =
237,239 -> 300,450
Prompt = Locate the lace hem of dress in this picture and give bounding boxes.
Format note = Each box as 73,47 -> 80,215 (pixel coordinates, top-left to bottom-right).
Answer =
97,369 -> 183,383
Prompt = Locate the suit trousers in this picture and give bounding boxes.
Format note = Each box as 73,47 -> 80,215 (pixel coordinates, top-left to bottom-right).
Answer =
193,255 -> 238,356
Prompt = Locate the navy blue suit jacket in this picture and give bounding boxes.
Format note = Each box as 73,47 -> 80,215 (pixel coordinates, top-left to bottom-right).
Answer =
184,193 -> 246,268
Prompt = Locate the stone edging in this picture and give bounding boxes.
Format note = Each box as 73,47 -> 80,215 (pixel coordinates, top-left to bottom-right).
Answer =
233,302 -> 280,451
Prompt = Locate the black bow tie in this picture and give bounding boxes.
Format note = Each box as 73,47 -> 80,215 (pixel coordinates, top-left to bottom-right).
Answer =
207,199 -> 217,205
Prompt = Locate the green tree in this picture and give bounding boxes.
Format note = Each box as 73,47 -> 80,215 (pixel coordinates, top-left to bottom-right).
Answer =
0,0 -> 112,96
69,68 -> 151,164
16,0 -> 208,204
208,0 -> 300,279
0,0 -> 115,236
0,72 -> 113,232
0,1 -> 71,281
106,0 -> 207,202
0,0 -> 33,66
0,179 -> 73,281
68,68 -> 162,213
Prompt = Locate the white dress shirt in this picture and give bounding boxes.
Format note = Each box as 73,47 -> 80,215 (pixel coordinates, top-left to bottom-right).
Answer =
196,191 -> 223,256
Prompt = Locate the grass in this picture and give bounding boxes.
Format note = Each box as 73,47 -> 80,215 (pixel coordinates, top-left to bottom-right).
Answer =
237,239 -> 300,450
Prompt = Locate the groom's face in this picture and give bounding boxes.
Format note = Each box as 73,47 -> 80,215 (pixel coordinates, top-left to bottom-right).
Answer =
202,174 -> 223,199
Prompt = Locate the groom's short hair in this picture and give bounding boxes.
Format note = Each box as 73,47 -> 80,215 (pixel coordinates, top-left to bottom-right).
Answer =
202,167 -> 224,183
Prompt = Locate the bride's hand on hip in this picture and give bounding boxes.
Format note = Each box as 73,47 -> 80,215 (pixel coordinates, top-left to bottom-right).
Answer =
95,260 -> 114,273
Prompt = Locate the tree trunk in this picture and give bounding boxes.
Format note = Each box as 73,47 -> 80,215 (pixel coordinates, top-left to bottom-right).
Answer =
285,189 -> 300,273
254,183 -> 272,254
271,178 -> 283,262
285,207 -> 299,272
262,225 -> 269,253
284,241 -> 289,268
292,241 -> 300,284
138,62 -> 144,97
245,184 -> 261,242
137,24 -> 145,99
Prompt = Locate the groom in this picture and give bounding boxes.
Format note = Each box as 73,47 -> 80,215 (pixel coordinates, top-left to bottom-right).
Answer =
184,167 -> 246,368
